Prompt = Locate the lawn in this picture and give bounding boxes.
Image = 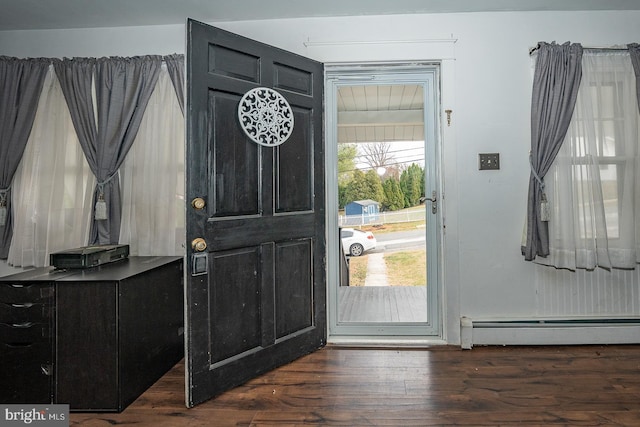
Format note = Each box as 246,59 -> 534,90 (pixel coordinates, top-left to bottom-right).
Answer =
347,249 -> 426,287
345,212 -> 427,286
385,250 -> 426,286
347,256 -> 368,286
360,220 -> 425,234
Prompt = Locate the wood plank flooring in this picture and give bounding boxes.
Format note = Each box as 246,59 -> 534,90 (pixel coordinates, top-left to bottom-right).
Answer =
69,345 -> 640,426
338,286 -> 427,322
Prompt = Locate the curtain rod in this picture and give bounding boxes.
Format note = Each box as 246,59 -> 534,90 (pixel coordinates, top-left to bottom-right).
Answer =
303,37 -> 457,47
528,44 -> 629,56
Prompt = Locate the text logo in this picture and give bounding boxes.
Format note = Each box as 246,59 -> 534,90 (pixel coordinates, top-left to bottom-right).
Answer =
1,405 -> 68,426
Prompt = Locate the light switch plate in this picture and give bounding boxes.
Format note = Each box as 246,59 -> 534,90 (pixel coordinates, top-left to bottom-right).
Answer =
479,153 -> 500,170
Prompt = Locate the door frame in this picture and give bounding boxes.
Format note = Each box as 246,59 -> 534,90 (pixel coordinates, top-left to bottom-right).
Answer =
324,62 -> 444,342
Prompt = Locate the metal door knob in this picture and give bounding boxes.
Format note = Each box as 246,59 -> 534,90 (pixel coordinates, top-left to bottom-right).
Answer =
191,238 -> 207,252
191,197 -> 206,210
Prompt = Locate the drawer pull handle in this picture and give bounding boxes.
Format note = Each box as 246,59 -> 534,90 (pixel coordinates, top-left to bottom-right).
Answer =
4,342 -> 33,349
11,322 -> 34,328
11,303 -> 34,308
9,284 -> 29,288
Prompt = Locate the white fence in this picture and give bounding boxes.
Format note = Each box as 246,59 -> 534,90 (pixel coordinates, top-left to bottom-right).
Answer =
339,209 -> 426,227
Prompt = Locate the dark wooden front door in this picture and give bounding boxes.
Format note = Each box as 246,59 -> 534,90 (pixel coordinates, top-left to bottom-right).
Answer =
185,20 -> 325,407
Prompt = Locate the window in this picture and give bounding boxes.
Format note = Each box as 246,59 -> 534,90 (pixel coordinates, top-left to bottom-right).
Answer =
540,51 -> 640,270
340,229 -> 353,239
9,67 -> 94,267
9,63 -> 185,267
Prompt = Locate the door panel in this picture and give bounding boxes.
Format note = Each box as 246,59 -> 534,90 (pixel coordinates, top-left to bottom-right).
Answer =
209,91 -> 260,217
273,64 -> 313,95
186,20 -> 325,407
208,44 -> 260,82
209,247 -> 262,364
276,109 -> 313,212
275,239 -> 313,338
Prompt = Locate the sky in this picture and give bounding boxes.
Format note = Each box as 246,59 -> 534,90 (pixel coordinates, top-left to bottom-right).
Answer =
353,140 -> 425,174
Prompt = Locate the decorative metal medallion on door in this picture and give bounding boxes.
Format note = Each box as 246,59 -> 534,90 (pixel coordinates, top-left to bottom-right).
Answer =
238,87 -> 294,147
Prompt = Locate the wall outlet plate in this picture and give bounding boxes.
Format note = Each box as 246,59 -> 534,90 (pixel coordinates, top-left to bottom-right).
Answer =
479,153 -> 500,170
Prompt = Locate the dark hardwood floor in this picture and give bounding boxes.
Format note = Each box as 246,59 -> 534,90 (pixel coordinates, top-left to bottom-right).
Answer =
70,345 -> 640,426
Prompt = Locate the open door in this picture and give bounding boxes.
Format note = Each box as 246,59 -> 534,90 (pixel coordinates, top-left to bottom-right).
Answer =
185,20 -> 326,407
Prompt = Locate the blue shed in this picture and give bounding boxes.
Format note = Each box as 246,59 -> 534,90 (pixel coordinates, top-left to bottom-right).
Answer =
344,199 -> 380,224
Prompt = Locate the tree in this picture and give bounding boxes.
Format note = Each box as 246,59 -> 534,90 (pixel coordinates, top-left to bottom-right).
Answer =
343,169 -> 369,204
400,163 -> 424,207
364,169 -> 385,204
361,142 -> 394,172
382,177 -> 405,211
343,169 -> 384,205
338,183 -> 349,209
337,143 -> 357,185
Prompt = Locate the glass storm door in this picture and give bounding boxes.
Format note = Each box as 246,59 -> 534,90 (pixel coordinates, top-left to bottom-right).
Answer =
326,65 -> 441,339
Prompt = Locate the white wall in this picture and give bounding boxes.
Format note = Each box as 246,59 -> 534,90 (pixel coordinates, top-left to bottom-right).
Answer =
0,24 -> 185,57
3,10 -> 640,344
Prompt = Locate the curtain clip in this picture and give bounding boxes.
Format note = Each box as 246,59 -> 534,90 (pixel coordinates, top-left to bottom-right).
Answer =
0,188 -> 9,226
540,192 -> 550,222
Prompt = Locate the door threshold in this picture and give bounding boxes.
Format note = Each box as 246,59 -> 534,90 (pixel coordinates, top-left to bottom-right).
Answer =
328,336 -> 446,348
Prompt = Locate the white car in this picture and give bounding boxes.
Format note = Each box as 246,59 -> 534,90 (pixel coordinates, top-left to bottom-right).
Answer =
340,228 -> 377,256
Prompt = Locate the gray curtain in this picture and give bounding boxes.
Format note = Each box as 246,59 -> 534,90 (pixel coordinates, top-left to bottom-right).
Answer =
164,54 -> 185,115
522,42 -> 583,261
0,56 -> 50,258
628,44 -> 640,110
54,56 -> 162,245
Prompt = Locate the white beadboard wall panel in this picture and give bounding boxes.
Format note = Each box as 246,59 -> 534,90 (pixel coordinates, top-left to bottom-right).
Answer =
535,266 -> 640,318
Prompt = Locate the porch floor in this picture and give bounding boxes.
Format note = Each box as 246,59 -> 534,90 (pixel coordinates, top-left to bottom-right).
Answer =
338,285 -> 427,322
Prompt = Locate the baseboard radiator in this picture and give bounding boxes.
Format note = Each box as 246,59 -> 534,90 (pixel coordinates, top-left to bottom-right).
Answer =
460,316 -> 640,349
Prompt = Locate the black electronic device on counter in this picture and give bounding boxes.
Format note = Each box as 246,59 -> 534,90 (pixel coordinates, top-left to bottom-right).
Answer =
49,244 -> 130,269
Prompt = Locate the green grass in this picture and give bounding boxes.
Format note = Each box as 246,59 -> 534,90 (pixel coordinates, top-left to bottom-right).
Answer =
360,220 -> 425,234
347,249 -> 426,287
347,256 -> 368,286
384,250 -> 426,286
344,206 -> 427,286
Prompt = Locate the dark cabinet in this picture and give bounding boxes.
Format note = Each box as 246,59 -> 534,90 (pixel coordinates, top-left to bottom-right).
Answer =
0,257 -> 183,412
0,269 -> 69,404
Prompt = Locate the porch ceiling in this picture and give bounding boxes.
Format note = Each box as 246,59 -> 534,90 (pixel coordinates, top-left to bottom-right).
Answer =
337,84 -> 424,144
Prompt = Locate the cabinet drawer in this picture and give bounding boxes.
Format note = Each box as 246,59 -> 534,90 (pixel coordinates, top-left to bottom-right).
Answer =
0,283 -> 53,304
0,301 -> 50,324
0,322 -> 50,344
0,341 -> 53,404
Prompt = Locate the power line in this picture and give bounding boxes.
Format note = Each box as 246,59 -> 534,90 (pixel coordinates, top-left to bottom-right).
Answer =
340,159 -> 424,173
351,146 -> 425,158
355,153 -> 425,166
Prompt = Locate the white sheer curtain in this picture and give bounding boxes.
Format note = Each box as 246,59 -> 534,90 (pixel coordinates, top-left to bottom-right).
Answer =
540,51 -> 640,270
119,65 -> 185,256
5,60 -> 184,267
9,66 -> 94,267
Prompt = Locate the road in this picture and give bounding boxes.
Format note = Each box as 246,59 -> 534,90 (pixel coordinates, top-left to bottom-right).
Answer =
368,228 -> 426,253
